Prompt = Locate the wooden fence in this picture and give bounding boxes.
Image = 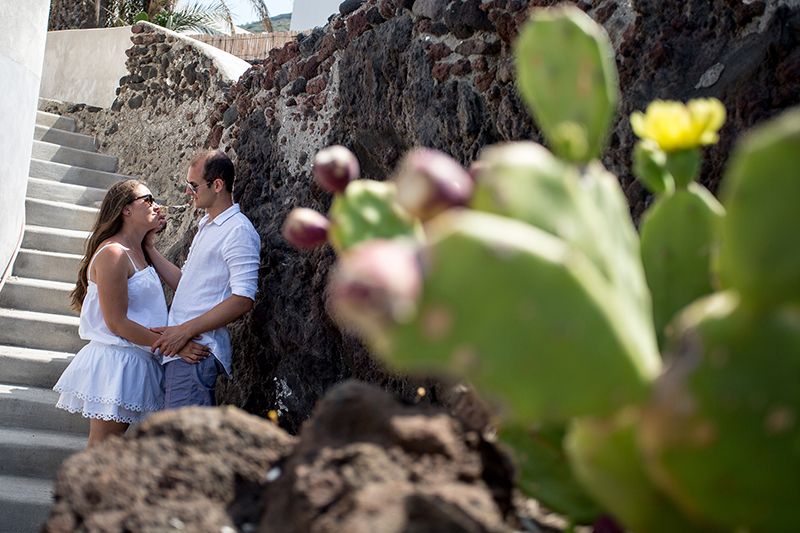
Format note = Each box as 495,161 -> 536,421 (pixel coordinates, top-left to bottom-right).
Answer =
191,32 -> 299,62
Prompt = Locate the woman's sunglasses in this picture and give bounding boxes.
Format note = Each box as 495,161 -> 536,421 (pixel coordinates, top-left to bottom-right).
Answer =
132,194 -> 156,206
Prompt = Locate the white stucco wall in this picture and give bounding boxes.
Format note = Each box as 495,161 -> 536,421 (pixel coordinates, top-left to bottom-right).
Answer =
0,0 -> 50,291
290,0 -> 340,31
40,26 -> 133,108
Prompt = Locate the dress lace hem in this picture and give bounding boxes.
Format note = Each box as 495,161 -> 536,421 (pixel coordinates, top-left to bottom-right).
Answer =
54,387 -> 164,413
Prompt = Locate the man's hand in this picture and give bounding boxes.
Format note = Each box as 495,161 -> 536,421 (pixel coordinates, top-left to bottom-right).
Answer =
150,324 -> 194,356
176,340 -> 211,364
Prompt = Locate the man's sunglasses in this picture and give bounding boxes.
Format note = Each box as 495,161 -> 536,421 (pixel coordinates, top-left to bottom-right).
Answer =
184,181 -> 201,194
132,194 -> 156,206
184,177 -> 220,194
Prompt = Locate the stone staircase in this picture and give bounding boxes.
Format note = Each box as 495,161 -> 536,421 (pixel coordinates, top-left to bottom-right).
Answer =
0,107 -> 132,532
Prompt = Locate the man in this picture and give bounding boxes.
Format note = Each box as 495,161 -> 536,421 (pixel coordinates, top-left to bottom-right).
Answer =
145,150 -> 261,407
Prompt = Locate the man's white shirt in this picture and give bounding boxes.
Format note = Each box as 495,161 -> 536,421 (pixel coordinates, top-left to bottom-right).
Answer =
161,203 -> 260,374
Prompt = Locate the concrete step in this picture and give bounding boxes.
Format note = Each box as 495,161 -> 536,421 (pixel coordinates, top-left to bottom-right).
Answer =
26,197 -> 98,232
0,384 -> 87,435
0,474 -> 53,533
0,277 -> 77,317
31,140 -> 117,173
26,176 -> 106,208
21,225 -> 89,256
0,345 -> 73,389
35,110 -> 75,132
11,248 -> 81,284
0,308 -> 83,354
34,124 -> 97,152
0,427 -> 84,479
29,158 -> 130,190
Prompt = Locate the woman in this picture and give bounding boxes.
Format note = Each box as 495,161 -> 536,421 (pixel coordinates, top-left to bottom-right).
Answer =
54,180 -> 210,446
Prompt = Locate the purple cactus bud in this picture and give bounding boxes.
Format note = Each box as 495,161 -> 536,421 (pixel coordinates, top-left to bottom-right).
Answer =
327,239 -> 422,340
394,148 -> 474,221
282,208 -> 330,249
313,145 -> 360,193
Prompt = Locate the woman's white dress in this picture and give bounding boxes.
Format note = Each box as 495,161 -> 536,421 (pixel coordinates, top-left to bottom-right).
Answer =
54,243 -> 167,423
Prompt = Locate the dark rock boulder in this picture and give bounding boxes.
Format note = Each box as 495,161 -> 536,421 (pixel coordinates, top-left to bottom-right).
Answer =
260,380 -> 516,532
44,382 -> 556,532
43,407 -> 296,532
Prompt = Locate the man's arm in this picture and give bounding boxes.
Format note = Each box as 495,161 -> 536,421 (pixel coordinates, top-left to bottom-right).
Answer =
150,222 -> 261,356
151,295 -> 253,355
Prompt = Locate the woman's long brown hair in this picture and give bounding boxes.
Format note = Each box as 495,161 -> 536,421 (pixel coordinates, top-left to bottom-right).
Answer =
70,179 -> 143,312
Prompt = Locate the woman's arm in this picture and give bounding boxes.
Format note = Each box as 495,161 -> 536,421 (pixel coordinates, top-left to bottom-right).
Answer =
143,230 -> 182,291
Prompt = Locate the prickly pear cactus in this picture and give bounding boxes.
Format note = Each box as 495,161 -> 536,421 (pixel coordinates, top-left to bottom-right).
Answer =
327,180 -> 419,252
304,3 -> 800,530
515,5 -> 618,162
717,107 -> 800,307
640,291 -> 800,532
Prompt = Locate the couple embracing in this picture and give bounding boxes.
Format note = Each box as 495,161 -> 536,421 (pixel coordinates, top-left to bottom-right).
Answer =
53,150 -> 260,446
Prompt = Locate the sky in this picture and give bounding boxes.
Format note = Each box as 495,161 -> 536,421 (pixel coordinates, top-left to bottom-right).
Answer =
189,1 -> 296,24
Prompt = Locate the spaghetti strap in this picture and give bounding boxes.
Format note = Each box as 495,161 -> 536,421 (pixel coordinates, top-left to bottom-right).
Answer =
87,243 -> 139,282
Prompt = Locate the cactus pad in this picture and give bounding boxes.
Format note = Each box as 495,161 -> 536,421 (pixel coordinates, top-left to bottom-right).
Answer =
641,291 -> 800,531
718,107 -> 800,307
382,210 -> 659,423
640,184 -> 724,343
515,5 -> 619,162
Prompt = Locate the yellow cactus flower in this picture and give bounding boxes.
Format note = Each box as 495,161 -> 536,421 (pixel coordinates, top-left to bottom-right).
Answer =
630,98 -> 726,152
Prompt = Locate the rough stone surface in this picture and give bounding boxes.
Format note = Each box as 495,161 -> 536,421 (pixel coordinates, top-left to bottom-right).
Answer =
42,382 -> 563,532
48,0 -> 107,30
42,406 -> 296,532
259,380 -> 518,532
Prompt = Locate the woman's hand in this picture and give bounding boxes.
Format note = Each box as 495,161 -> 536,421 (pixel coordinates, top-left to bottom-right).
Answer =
144,213 -> 167,249
150,324 -> 194,356
176,340 -> 211,364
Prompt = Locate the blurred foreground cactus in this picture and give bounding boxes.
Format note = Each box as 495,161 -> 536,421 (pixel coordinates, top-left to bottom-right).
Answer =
283,4 -> 800,531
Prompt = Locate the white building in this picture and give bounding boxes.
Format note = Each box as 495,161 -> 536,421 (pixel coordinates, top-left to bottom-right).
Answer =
290,0 -> 341,31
